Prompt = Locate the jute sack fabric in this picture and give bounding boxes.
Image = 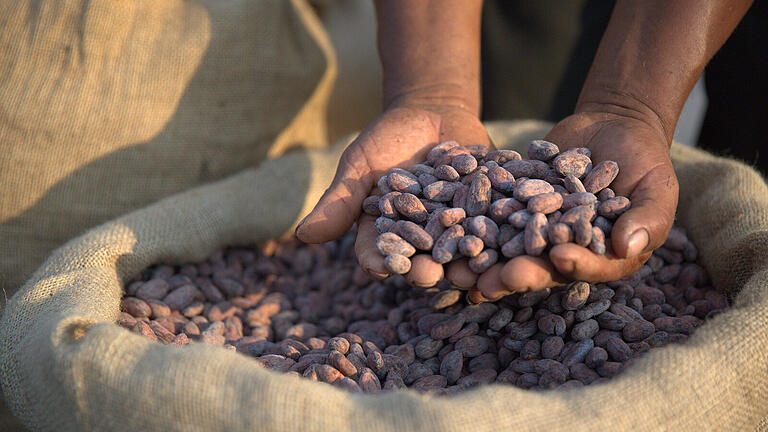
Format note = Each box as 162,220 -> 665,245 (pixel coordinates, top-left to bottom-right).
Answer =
2,120 -> 768,431
0,0 -> 336,297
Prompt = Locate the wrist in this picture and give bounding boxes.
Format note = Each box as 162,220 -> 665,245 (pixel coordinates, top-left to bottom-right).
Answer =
385,82 -> 481,118
574,87 -> 673,146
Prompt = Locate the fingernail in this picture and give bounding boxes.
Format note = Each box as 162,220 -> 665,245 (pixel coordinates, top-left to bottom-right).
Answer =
294,216 -> 309,236
627,228 -> 649,258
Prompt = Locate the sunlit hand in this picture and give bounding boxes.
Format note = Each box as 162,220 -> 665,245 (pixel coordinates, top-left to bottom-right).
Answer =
469,111 -> 678,302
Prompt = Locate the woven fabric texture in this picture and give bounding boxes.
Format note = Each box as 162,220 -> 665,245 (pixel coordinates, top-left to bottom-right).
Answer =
1,120 -> 767,431
0,0 -> 335,296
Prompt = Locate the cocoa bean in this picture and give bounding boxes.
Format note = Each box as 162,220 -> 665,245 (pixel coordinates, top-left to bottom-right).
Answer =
513,179 -> 555,202
527,192 -> 563,214
524,212 -> 548,256
432,225 -> 464,264
528,140 -> 560,161
562,192 -> 597,210
393,193 -> 428,223
135,279 -> 170,301
547,223 -> 573,245
562,282 -> 591,310
488,198 -> 524,225
376,232 -> 416,257
387,168 -> 422,195
451,153 -> 478,175
465,173 -> 492,216
434,164 -> 461,181
598,196 -> 632,219
553,152 -> 592,178
384,254 -> 412,275
458,235 -> 484,257
468,249 -> 499,273
378,191 -> 401,219
362,195 -> 382,216
582,160 -> 619,193
423,181 -> 460,202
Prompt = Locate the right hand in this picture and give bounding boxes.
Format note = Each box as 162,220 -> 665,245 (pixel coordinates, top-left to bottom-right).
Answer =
295,101 -> 492,287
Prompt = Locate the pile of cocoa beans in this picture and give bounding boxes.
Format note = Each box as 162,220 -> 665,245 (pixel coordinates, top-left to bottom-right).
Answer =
363,140 -> 629,275
119,225 -> 727,394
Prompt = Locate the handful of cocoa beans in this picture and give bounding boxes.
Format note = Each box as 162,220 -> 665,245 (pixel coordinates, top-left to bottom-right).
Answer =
362,140 -> 629,276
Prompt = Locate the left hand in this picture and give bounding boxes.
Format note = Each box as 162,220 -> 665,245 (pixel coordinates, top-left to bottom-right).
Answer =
467,110 -> 679,302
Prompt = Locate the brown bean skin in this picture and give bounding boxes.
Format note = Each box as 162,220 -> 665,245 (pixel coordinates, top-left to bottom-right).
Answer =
560,205 -> 596,225
589,226 -> 607,255
465,173 -> 492,217
452,184 -> 469,209
423,181 -> 460,202
458,235 -> 484,257
385,254 -> 412,274
486,149 -> 521,164
439,207 -> 466,227
394,220 -> 434,250
547,223 -> 573,245
452,153 -> 478,175
378,191 -> 401,219
488,198 -> 525,225
582,160 -> 619,193
362,195 -> 382,217
564,174 -> 586,193
385,168 -> 421,195
528,139 -> 560,161
376,232 -> 416,257
598,196 -> 632,219
527,192 -> 563,214
374,216 -> 396,234
487,166 -> 516,193
573,218 -> 593,247
524,212 -> 549,256
553,153 -> 592,178
508,210 -> 532,229
432,225 -> 465,264
434,164 -> 461,181
503,160 -> 535,178
467,216 -> 500,249
394,193 -> 428,223
468,249 -> 499,273
501,232 -> 526,258
514,179 -> 554,202
598,188 -> 615,201
561,192 -> 597,211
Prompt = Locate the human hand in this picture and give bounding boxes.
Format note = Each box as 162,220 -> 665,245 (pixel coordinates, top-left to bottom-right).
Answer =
296,102 -> 493,287
469,111 -> 679,302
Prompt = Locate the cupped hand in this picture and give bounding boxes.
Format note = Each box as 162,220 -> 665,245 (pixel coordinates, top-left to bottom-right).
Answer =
296,103 -> 492,287
471,111 -> 679,302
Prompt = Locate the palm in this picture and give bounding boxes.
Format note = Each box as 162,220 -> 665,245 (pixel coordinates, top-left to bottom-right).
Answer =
471,112 -> 679,302
296,105 -> 492,286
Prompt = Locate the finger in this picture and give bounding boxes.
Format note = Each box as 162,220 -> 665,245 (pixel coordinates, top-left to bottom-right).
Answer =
354,215 -> 389,279
445,259 -> 477,289
405,255 -> 444,288
611,163 -> 679,258
549,243 -> 650,282
296,143 -> 374,244
498,256 -> 568,294
476,264 -> 511,301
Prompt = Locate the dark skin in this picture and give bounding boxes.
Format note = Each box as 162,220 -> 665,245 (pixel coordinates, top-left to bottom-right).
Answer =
297,0 -> 753,300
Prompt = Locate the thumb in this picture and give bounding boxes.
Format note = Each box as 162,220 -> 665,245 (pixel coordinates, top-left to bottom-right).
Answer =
611,163 -> 679,258
295,143 -> 374,244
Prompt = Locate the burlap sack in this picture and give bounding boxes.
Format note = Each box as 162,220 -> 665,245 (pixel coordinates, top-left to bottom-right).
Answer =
2,120 -> 767,431
0,0 -> 336,298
